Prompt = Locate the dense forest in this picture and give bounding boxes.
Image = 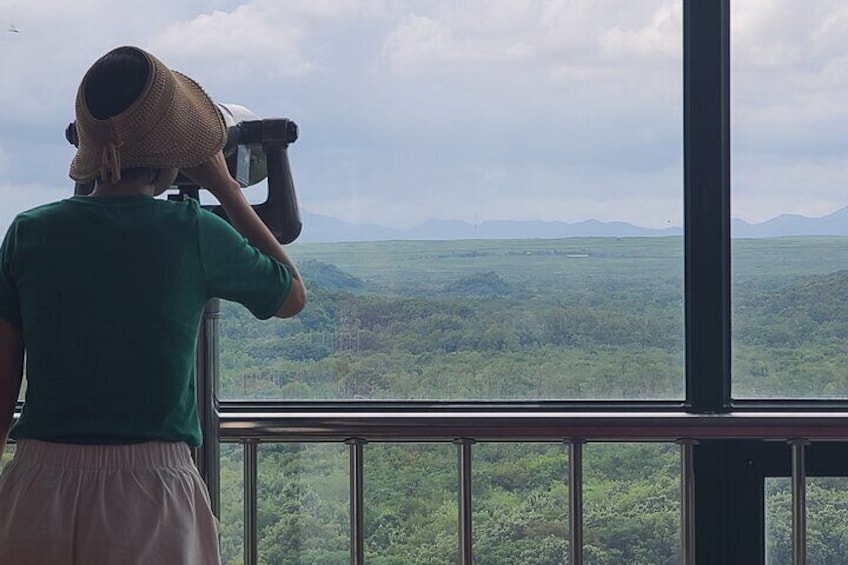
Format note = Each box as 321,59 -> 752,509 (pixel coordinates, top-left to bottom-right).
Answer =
209,235 -> 848,564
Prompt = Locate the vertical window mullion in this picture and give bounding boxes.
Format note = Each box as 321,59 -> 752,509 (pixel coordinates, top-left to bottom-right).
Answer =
683,0 -> 732,413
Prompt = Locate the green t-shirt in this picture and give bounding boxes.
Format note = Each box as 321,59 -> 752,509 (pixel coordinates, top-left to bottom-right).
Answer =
0,194 -> 292,447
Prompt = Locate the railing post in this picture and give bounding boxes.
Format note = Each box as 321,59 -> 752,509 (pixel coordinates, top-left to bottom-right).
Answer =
790,439 -> 809,565
455,438 -> 475,565
347,438 -> 366,565
195,298 -> 220,515
678,439 -> 698,565
243,438 -> 259,565
568,439 -> 584,565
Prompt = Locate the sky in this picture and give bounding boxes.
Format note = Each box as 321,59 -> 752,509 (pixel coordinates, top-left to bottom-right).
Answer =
1,0 -> 847,234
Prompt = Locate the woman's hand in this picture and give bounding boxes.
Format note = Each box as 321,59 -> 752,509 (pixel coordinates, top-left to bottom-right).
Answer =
181,151 -> 240,201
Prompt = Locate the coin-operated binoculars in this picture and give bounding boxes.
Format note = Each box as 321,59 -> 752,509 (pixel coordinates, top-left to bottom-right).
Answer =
65,103 -> 302,244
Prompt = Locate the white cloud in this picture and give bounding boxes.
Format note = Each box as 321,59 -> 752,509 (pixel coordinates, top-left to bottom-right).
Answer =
377,0 -> 683,117
731,1 -> 848,170
730,0 -> 848,70
380,15 -> 458,69
379,11 -> 538,74
0,1 -> 212,124
148,0 -> 378,84
599,2 -> 681,61
1,1 -> 847,231
149,6 -> 318,82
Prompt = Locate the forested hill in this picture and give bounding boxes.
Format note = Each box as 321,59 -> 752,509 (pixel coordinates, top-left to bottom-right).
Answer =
297,259 -> 365,291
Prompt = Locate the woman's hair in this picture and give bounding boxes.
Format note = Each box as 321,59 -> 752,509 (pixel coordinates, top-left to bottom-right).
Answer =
84,47 -> 158,183
84,46 -> 150,120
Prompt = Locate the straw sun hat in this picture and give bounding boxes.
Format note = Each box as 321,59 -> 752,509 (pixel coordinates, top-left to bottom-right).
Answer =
69,46 -> 226,183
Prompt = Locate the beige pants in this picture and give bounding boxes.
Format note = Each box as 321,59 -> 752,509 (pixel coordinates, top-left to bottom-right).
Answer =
0,440 -> 221,565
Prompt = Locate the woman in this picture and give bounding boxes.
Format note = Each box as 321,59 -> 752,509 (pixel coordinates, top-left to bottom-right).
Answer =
0,45 -> 306,564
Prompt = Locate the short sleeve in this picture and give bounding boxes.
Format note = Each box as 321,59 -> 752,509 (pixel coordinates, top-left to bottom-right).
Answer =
197,209 -> 292,319
0,220 -> 22,328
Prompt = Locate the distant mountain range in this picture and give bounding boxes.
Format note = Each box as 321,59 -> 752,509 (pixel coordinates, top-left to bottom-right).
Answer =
732,205 -> 848,238
296,206 -> 848,243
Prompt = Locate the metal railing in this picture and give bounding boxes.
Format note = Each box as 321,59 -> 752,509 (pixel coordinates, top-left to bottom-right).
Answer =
218,409 -> 837,565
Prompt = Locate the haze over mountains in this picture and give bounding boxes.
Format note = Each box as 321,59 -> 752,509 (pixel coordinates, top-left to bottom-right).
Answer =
297,206 -> 848,243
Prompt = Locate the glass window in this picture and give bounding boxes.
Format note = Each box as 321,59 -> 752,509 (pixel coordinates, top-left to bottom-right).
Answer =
219,444 -> 244,565
766,477 -> 848,564
218,440 -> 683,564
731,2 -> 848,399
583,443 -> 681,563
218,1 -> 685,401
233,443 -> 349,564
474,443 -> 570,564
365,443 -> 457,563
